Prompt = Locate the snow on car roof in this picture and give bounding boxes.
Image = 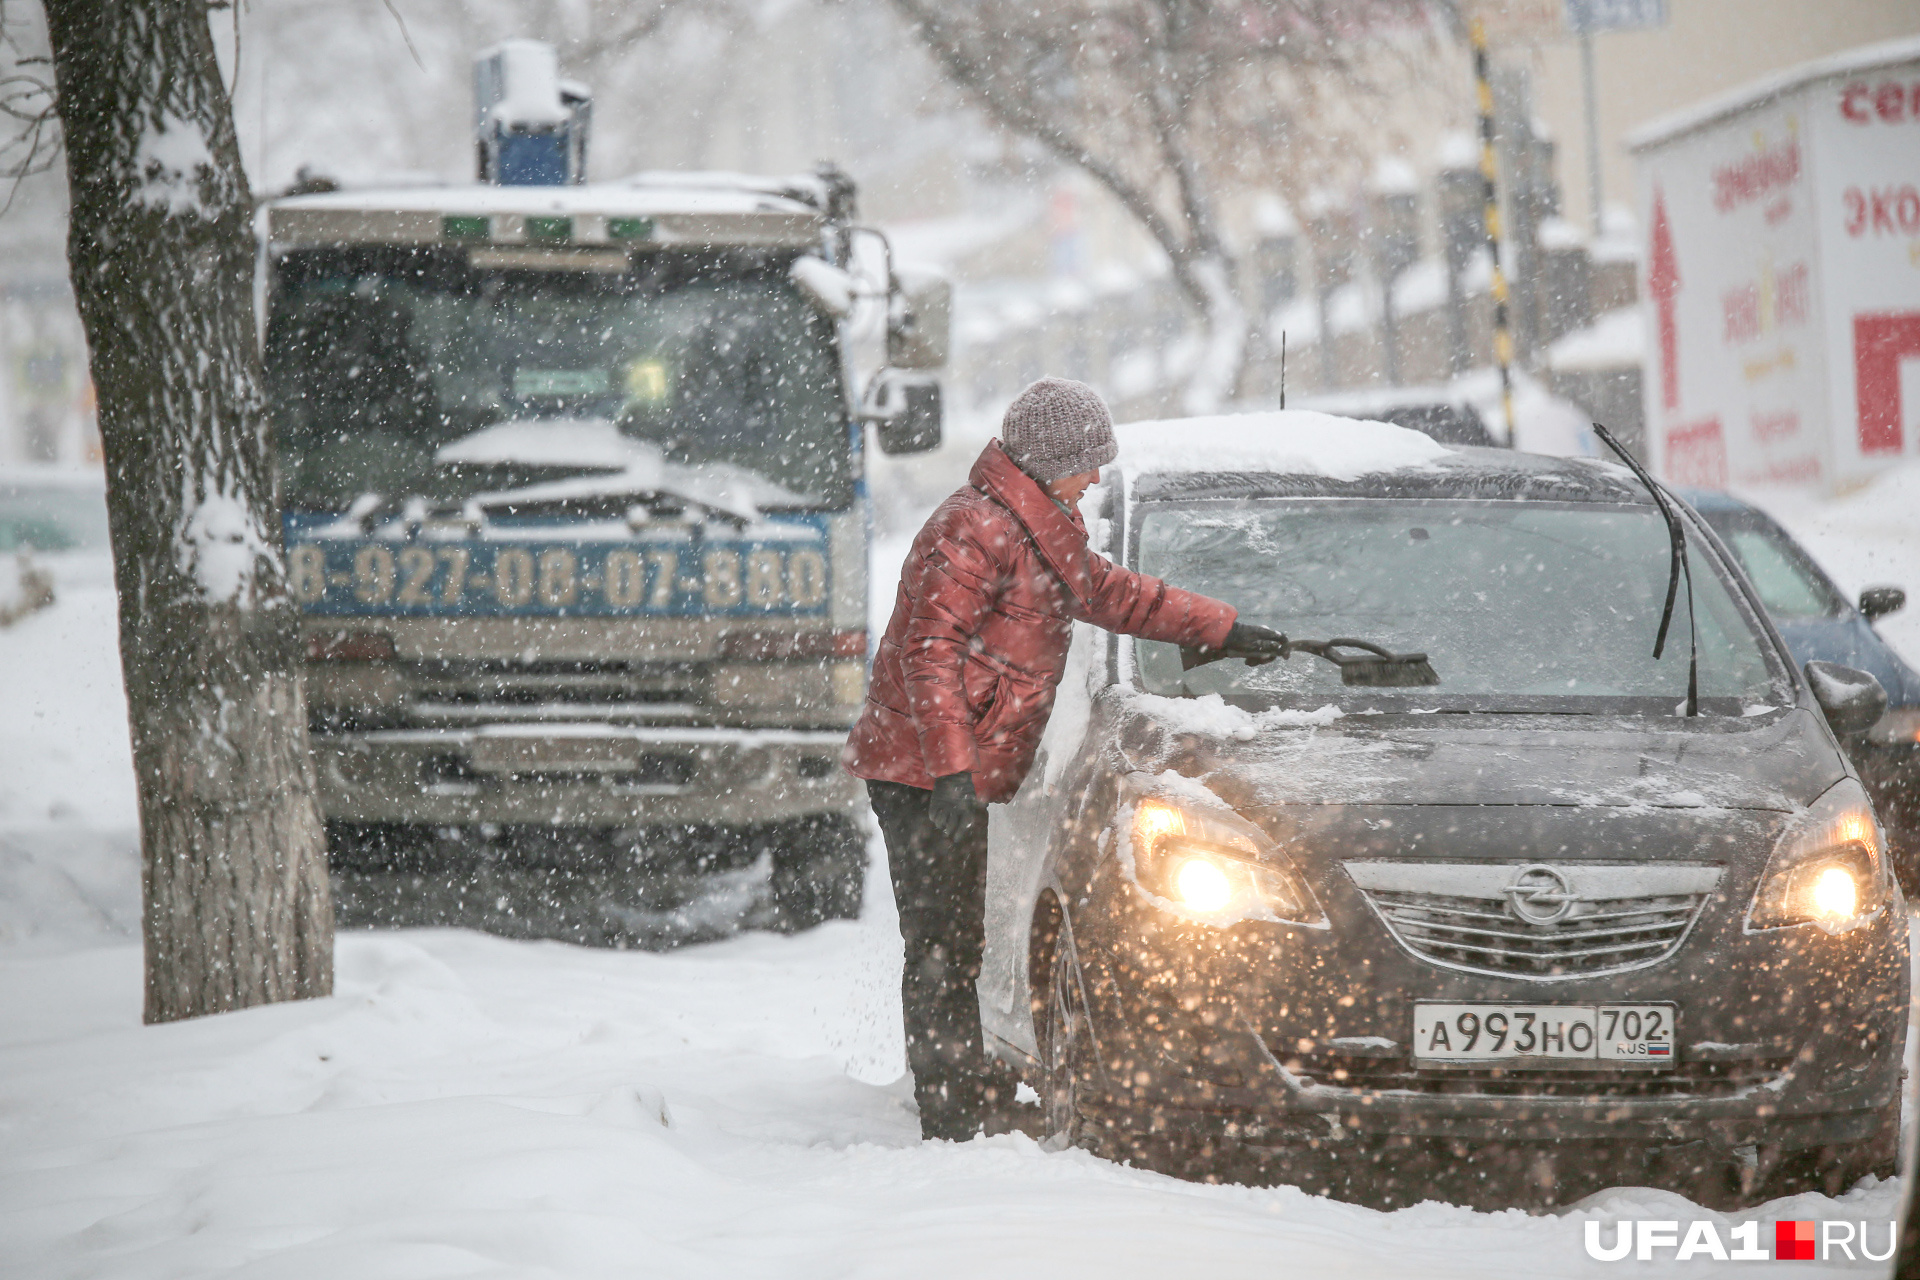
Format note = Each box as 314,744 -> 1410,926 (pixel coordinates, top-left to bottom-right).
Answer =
1114,411 -> 1450,481
1116,412 -> 1656,506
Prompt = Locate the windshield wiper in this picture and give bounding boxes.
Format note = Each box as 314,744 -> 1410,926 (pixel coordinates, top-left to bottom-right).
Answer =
1592,422 -> 1699,717
1182,636 -> 1440,687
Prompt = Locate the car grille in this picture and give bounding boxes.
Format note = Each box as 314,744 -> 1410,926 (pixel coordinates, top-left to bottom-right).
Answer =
1279,1049 -> 1790,1100
1344,862 -> 1723,980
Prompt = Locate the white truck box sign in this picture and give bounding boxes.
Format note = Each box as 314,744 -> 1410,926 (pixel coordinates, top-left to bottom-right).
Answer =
1630,38 -> 1920,490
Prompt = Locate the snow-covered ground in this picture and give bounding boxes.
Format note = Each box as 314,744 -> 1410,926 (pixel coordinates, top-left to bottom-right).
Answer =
1,461 -> 1916,1278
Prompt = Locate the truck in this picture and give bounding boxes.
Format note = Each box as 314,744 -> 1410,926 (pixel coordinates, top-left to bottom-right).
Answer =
263,40 -> 946,943
1629,35 -> 1920,492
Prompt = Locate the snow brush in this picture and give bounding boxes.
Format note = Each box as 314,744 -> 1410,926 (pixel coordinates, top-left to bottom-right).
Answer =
1181,636 -> 1440,687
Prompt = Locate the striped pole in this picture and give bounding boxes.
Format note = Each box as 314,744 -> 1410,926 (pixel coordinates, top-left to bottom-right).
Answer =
1472,18 -> 1516,445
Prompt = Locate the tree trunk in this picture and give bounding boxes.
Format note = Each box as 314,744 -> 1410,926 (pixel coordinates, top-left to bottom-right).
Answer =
42,0 -> 333,1022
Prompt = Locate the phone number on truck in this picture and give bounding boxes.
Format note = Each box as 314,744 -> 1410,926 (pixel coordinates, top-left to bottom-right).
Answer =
287,541 -> 832,617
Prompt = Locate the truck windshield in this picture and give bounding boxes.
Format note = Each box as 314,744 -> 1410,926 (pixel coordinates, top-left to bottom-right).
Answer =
1135,499 -> 1780,712
267,250 -> 852,512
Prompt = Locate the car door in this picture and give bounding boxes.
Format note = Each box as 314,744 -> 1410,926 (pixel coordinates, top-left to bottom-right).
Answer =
978,615 -> 1100,1065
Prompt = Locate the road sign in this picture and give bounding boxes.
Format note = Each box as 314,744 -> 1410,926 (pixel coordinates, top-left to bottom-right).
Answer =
1462,0 -> 1565,43
1565,0 -> 1666,35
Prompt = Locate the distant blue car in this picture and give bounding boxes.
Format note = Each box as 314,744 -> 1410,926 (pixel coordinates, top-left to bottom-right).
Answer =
1677,488 -> 1920,883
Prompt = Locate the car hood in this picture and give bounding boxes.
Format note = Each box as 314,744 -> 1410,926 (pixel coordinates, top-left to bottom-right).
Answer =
1106,693 -> 1844,812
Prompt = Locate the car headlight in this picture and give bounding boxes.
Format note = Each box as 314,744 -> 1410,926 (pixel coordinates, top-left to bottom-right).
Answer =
1747,778 -> 1891,934
1122,788 -> 1326,928
1866,707 -> 1920,745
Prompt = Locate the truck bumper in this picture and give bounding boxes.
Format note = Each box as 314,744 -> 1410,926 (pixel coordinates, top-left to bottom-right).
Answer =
312,724 -> 860,827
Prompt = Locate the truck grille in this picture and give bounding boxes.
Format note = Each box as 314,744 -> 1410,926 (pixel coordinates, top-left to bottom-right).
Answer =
1343,862 -> 1722,980
408,659 -> 698,709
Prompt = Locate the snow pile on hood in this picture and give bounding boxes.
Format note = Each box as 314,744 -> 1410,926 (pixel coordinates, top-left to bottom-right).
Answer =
1135,691 -> 1344,742
1113,410 -> 1450,479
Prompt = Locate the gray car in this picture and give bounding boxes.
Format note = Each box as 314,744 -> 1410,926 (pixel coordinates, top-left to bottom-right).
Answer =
980,434 -> 1906,1210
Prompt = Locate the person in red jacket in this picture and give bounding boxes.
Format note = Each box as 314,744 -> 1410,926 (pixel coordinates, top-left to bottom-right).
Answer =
843,377 -> 1286,1139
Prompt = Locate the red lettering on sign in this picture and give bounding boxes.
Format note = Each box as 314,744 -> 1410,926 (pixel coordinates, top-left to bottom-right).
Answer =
1855,313 -> 1920,455
1723,285 -> 1759,343
1720,263 -> 1809,345
1712,138 -> 1800,213
1842,186 -> 1920,236
1779,263 -> 1809,325
1751,410 -> 1800,442
1666,418 -> 1728,488
1840,80 -> 1920,124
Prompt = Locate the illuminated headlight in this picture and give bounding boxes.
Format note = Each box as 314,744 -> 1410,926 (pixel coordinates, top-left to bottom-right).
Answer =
1866,708 -> 1920,746
1125,791 -> 1326,928
1747,778 -> 1891,934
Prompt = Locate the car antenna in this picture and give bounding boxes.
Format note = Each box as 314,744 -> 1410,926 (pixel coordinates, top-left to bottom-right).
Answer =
1592,422 -> 1699,717
1279,331 -> 1286,410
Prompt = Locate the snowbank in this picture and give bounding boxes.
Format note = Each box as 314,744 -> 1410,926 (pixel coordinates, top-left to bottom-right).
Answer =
0,554 -> 53,626
0,923 -> 1901,1278
1115,410 -> 1451,479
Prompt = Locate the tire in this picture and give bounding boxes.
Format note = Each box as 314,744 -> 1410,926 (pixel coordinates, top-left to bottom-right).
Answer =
1040,928 -> 1100,1152
1038,935 -> 1244,1178
764,814 -> 866,932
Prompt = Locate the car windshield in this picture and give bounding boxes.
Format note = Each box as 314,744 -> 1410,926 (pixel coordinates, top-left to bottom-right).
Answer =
1134,498 -> 1779,711
1701,514 -> 1846,619
267,250 -> 851,513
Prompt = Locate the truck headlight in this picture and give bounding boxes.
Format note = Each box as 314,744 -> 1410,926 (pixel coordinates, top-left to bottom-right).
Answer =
1747,778 -> 1890,934
1124,791 -> 1325,928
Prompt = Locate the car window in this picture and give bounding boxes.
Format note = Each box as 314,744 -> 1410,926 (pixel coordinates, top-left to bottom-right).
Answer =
1133,498 -> 1778,709
1718,527 -> 1843,619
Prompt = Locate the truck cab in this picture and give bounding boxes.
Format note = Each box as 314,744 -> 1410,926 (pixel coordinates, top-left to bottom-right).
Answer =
263,44 -> 944,941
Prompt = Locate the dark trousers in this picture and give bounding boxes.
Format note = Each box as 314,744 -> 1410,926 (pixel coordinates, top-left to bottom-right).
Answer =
866,779 -> 1000,1140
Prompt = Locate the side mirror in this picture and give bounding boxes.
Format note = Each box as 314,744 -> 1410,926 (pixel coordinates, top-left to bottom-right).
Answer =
1860,586 -> 1906,622
1805,660 -> 1889,738
888,269 -> 950,370
864,369 -> 942,455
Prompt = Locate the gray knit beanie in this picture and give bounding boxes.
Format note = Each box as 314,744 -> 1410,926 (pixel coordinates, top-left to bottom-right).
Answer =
1000,377 -> 1118,484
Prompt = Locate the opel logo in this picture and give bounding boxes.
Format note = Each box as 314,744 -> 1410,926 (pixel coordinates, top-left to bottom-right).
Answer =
1505,864 -> 1579,926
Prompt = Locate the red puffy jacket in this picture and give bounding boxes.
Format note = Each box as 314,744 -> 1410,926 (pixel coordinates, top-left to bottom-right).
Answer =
843,440 -> 1237,803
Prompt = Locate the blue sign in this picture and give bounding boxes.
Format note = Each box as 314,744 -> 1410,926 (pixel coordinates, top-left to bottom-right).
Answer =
284,516 -> 830,618
1565,0 -> 1665,34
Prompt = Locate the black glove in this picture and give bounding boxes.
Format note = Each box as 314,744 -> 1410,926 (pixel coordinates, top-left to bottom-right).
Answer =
1218,621 -> 1289,666
928,771 -> 986,842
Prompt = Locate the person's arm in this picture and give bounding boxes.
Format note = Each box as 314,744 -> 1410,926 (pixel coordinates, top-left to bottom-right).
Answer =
1074,548 -> 1237,649
898,510 -> 1002,781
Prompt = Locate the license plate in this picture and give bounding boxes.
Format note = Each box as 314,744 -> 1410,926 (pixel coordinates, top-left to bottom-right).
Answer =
1412,1003 -> 1676,1066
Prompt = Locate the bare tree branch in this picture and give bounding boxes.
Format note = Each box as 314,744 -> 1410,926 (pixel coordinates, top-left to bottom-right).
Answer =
889,0 -> 1436,408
